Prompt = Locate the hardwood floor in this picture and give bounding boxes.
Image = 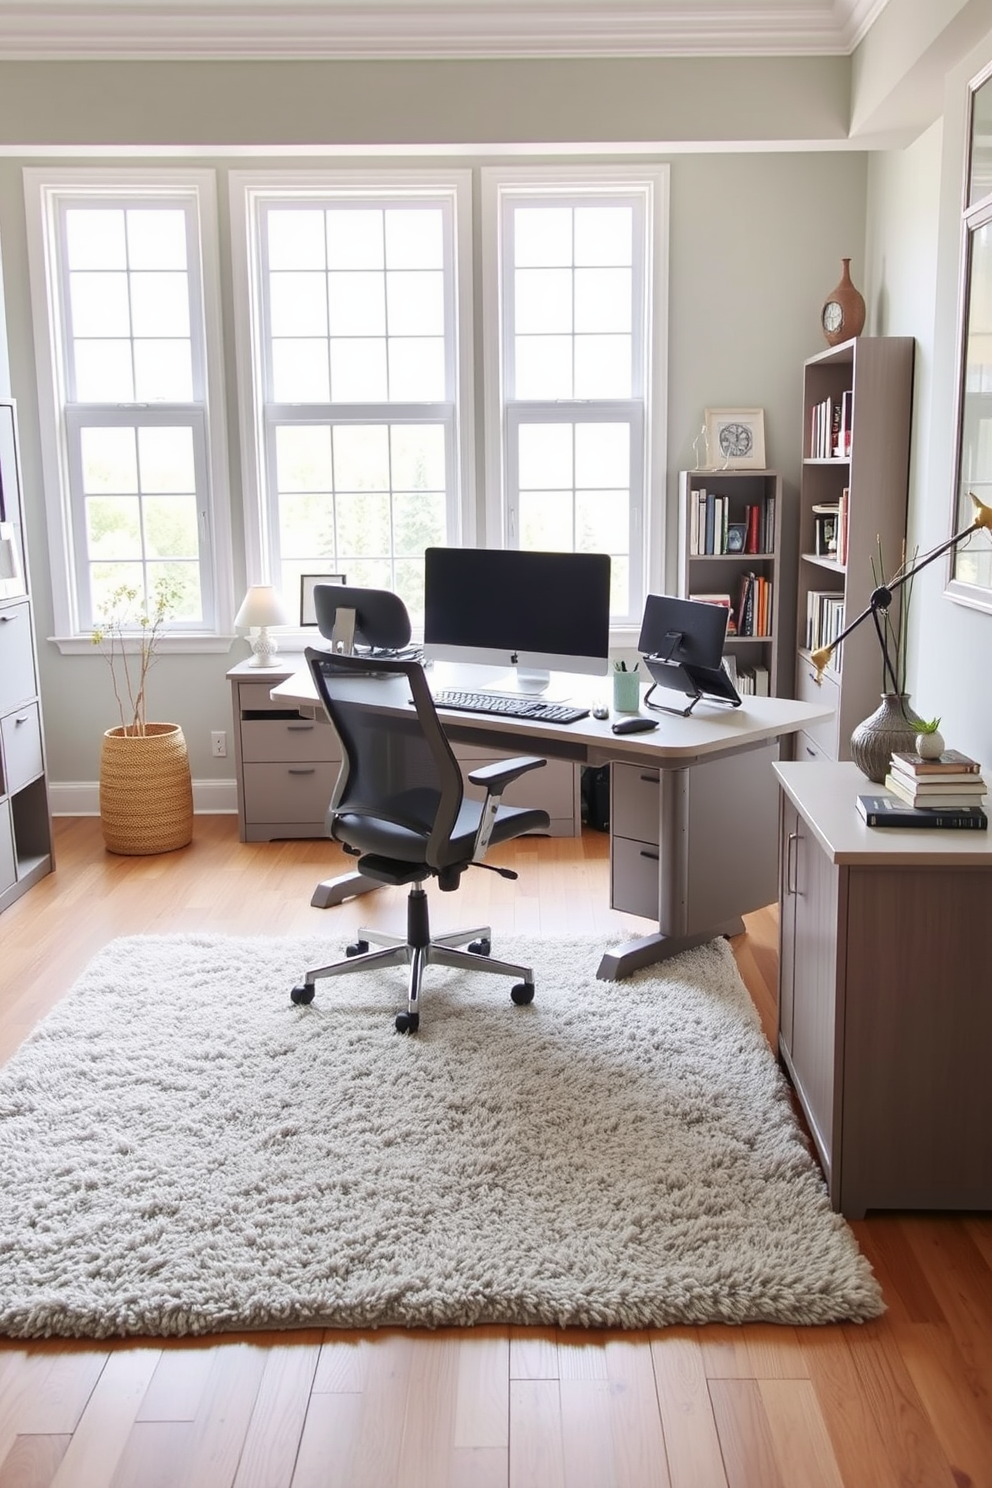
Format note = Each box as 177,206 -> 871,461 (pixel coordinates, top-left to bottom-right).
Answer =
1,815 -> 991,1488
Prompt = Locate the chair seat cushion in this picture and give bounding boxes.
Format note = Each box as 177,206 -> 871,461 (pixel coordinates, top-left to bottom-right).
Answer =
334,796 -> 550,867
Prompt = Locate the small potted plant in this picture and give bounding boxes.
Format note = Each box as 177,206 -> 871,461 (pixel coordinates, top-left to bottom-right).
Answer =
92,579 -> 193,855
914,716 -> 945,760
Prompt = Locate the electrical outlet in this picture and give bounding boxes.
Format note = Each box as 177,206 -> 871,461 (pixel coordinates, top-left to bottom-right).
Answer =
210,730 -> 228,758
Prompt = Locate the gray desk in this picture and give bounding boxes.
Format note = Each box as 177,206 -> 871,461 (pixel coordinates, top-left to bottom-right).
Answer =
273,666 -> 831,980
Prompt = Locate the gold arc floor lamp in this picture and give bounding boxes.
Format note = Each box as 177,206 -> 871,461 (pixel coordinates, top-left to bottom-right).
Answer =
810,492 -> 992,684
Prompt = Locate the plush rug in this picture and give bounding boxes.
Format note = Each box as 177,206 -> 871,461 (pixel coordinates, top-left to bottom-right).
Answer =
0,932 -> 882,1339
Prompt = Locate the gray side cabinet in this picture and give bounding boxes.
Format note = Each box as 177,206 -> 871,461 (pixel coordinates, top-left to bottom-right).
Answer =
776,760 -> 992,1218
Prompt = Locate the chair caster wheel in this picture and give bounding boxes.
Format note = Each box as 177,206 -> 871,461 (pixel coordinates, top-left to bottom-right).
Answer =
511,982 -> 535,1006
395,1011 -> 420,1033
291,983 -> 316,1005
346,940 -> 369,958
468,938 -> 491,956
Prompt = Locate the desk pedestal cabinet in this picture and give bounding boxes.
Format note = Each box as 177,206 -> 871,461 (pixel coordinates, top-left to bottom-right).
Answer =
776,761 -> 992,1218
228,659 -> 581,841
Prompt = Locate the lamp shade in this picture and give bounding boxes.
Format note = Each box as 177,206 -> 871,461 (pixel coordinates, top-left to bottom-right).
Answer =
234,585 -> 287,630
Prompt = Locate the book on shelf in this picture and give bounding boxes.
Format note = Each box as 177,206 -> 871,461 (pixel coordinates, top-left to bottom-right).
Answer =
889,748 -> 981,775
884,773 -> 987,809
840,390 -> 853,457
857,795 -> 989,830
837,488 -> 849,565
690,592 -> 736,635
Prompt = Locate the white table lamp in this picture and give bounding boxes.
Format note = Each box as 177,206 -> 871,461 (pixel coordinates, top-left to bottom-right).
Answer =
235,584 -> 287,668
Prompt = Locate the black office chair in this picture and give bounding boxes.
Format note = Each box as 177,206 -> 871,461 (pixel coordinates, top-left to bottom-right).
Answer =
292,647 -> 550,1033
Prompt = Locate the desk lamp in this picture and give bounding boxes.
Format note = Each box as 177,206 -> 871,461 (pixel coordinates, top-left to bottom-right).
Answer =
234,584 -> 287,668
811,493 -> 992,683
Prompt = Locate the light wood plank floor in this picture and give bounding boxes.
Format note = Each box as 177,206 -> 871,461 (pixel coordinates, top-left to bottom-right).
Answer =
1,816 -> 991,1488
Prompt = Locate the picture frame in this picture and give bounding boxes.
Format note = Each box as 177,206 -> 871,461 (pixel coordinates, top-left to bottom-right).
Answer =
703,408 -> 766,471
726,523 -> 747,554
300,573 -> 346,626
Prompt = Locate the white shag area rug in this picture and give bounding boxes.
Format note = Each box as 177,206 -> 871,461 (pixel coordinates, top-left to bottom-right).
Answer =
0,932 -> 882,1339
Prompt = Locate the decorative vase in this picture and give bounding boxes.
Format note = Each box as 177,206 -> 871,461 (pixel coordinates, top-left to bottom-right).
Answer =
915,728 -> 945,759
99,723 -> 193,855
820,258 -> 866,346
849,693 -> 925,784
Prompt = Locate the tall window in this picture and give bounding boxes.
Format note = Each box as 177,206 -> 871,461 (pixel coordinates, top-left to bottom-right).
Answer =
24,171 -> 230,640
232,173 -> 472,628
482,168 -> 668,631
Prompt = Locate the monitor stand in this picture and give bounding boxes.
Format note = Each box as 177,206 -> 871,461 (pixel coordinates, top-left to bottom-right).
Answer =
476,667 -> 550,697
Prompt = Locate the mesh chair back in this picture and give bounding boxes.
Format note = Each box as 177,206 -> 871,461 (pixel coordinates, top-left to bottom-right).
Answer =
305,648 -> 466,870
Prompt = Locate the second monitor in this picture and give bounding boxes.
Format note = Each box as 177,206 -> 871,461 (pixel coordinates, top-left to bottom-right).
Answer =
423,546 -> 612,694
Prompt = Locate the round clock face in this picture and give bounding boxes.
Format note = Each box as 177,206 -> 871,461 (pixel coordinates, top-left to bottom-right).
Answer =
822,300 -> 844,333
718,422 -> 753,460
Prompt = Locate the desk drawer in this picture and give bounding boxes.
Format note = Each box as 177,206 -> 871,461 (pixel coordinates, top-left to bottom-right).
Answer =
0,604 -> 36,714
610,834 -> 660,920
1,702 -> 43,794
455,746 -> 576,834
242,761 -> 337,825
241,716 -> 335,764
611,762 -> 660,846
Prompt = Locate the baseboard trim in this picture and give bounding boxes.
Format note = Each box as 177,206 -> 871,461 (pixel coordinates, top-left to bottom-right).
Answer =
50,780 -> 239,817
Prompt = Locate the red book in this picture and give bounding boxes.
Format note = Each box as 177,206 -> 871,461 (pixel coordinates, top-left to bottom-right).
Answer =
744,504 -> 761,554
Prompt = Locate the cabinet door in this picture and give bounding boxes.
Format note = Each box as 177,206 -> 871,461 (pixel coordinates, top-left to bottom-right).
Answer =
786,820 -> 840,1190
778,800 -> 800,1051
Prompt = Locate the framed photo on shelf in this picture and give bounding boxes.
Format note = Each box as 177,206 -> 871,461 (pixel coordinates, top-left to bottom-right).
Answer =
726,522 -> 748,553
300,573 -> 346,626
703,408 -> 766,470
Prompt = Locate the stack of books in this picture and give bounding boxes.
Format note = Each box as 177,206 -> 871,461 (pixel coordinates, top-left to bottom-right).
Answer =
858,748 -> 988,829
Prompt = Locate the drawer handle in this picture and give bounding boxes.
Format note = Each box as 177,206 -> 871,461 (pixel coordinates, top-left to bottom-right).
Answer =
639,849 -> 660,862
804,744 -> 817,758
13,714 -> 29,725
287,767 -> 317,776
786,831 -> 801,896
638,773 -> 659,784
286,723 -> 315,732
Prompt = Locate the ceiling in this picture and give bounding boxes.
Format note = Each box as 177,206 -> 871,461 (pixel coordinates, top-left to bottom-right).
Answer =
0,0 -> 891,61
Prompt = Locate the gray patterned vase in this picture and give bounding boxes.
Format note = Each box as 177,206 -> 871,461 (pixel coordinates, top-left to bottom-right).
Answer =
849,693 -> 925,784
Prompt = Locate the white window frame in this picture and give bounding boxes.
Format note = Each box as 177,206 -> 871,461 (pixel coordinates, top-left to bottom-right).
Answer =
480,164 -> 669,640
23,167 -> 234,653
229,169 -> 475,642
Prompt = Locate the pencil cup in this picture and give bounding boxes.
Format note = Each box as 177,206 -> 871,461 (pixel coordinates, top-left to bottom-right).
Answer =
612,669 -> 640,713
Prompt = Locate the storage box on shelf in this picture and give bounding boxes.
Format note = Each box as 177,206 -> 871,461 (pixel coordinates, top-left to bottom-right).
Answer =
0,401 -> 53,915
677,468 -> 792,697
228,658 -> 581,842
794,336 -> 914,764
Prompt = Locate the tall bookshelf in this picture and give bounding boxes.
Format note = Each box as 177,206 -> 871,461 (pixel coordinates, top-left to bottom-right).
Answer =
793,336 -> 914,764
677,468 -> 791,697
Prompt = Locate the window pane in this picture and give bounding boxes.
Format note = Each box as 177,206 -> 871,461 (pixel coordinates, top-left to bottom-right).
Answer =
385,208 -> 443,269
143,495 -> 199,558
388,337 -> 444,401
269,209 -> 327,270
147,559 -> 201,621
326,208 -> 384,270
575,205 -> 632,266
514,337 -> 572,400
81,425 -> 138,492
391,425 -> 445,491
85,496 -> 142,559
75,341 -> 134,401
576,490 -> 628,553
395,557 -> 426,620
393,490 -> 445,555
520,490 -> 573,549
70,272 -> 131,337
387,270 -> 444,336
610,556 -> 629,616
518,424 -> 573,488
337,489 -> 391,554
575,336 -> 631,398
515,206 -> 571,266
276,425 -> 333,490
134,339 -> 193,401
130,273 -> 191,338
272,339 -> 330,402
574,268 -> 631,333
332,424 -> 389,489
330,338 -> 387,401
269,273 -> 328,337
65,208 -> 126,269
137,426 -> 196,493
514,268 -> 572,334
575,422 -> 630,487
91,562 -> 145,617
328,271 -> 385,336
279,490 -> 336,556
127,209 -> 187,270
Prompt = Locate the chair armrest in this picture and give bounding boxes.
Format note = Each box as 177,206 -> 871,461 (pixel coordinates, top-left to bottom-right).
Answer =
467,755 -> 547,793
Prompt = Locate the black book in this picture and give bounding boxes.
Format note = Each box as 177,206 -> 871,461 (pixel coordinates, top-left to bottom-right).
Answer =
857,794 -> 988,830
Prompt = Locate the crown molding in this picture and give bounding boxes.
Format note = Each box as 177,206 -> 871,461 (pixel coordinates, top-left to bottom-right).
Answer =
0,1 -> 891,62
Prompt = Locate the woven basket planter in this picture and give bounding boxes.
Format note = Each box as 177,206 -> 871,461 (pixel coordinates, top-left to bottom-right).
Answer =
99,723 -> 193,856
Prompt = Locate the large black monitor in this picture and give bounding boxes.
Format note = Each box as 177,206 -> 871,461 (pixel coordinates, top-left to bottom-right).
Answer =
423,546 -> 612,692
637,594 -> 742,715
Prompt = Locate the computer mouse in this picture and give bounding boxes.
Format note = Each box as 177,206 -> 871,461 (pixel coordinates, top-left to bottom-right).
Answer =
612,716 -> 658,734
592,704 -> 610,720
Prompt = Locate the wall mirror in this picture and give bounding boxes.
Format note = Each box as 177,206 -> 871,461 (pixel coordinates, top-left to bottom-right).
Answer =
948,67 -> 992,609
